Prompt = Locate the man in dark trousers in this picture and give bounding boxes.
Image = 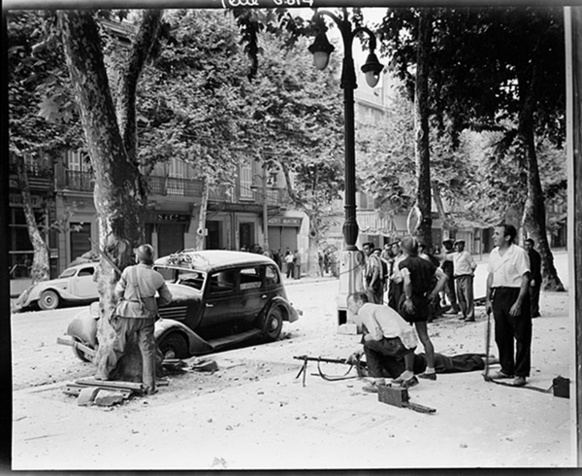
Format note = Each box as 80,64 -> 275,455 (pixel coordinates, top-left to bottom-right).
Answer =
363,242 -> 384,304
95,244 -> 172,395
440,239 -> 461,315
485,224 -> 531,387
398,237 -> 447,381
524,238 -> 542,318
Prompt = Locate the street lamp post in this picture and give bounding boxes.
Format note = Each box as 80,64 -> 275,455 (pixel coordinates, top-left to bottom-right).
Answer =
309,8 -> 384,326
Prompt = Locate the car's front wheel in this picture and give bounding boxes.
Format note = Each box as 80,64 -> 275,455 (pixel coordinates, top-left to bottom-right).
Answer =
158,333 -> 189,359
38,290 -> 59,310
262,306 -> 283,342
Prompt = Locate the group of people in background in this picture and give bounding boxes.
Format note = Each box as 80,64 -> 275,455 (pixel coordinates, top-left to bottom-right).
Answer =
239,245 -> 303,280
318,247 -> 339,278
350,225 -> 543,391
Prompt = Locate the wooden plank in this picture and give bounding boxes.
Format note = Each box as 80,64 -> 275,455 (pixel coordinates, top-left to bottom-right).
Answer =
63,383 -> 133,398
75,378 -> 144,392
57,336 -> 96,357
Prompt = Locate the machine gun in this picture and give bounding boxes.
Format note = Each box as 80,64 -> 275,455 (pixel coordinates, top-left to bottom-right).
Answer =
293,355 -> 367,387
293,354 -> 436,414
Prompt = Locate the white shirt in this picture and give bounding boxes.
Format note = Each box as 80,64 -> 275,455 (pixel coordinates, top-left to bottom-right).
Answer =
352,303 -> 418,349
448,250 -> 477,276
487,244 -> 531,288
391,254 -> 405,283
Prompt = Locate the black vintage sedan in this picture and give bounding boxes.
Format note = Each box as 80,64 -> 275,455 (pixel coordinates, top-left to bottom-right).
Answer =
65,250 -> 301,361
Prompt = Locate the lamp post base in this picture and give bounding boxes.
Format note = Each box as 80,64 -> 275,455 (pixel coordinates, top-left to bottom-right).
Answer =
335,248 -> 365,326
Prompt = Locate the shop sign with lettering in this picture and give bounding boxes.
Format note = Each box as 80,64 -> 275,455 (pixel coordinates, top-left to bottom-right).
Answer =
10,193 -> 44,208
268,216 -> 303,227
147,212 -> 191,223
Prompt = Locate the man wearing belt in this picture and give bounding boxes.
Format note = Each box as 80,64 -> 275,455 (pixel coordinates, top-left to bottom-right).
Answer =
96,244 -> 172,394
347,292 -> 419,392
444,239 -> 477,321
485,224 -> 531,387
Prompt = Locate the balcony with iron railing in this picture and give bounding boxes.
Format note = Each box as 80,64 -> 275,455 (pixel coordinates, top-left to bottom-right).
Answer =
9,166 -> 53,191
64,171 -> 94,192
57,169 -> 292,210
208,183 -> 290,207
147,176 -> 204,197
60,171 -> 204,198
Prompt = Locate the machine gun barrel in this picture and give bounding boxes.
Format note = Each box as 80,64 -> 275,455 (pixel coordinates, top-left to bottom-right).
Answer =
293,355 -> 348,365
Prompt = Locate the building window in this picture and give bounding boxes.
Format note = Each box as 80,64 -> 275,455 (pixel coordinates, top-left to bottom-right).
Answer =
70,223 -> 92,262
167,158 -> 186,196
66,150 -> 93,190
239,162 -> 253,199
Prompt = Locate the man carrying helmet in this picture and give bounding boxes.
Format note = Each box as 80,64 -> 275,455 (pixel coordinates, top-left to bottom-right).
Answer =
95,244 -> 172,395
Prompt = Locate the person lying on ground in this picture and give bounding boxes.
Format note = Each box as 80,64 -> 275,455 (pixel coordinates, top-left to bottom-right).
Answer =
347,348 -> 499,383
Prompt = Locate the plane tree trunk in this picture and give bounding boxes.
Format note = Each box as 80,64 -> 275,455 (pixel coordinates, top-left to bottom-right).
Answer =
58,10 -> 162,381
414,8 -> 433,248
518,55 -> 565,292
13,153 -> 50,283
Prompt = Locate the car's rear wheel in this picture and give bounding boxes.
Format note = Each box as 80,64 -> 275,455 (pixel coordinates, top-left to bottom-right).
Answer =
262,306 -> 283,342
158,333 -> 189,359
38,290 -> 59,310
71,337 -> 94,363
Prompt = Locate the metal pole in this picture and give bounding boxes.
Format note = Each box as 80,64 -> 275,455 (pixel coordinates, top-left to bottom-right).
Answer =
263,174 -> 269,252
340,21 -> 358,253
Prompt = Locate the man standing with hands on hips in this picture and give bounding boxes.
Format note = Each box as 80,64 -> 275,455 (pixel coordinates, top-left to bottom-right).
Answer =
444,239 -> 477,321
485,224 -> 531,387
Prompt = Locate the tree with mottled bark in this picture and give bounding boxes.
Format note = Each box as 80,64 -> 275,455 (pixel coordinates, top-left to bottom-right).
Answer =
58,9 -> 162,380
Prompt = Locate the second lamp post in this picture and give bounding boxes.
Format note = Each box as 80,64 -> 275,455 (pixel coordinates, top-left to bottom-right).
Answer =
309,8 -> 384,325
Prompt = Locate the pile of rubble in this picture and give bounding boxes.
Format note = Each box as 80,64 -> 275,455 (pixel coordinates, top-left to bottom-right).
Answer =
63,357 -> 219,407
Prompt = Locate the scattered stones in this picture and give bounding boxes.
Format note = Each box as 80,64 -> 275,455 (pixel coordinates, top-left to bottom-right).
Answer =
77,387 -> 100,407
94,390 -> 125,407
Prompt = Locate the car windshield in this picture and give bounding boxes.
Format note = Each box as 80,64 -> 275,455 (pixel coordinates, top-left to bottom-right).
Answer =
156,267 -> 206,291
59,268 -> 77,278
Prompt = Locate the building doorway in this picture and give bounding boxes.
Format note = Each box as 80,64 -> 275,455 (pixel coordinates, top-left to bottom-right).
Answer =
158,223 -> 185,257
268,227 -> 297,254
206,220 -> 221,250
239,222 -> 254,250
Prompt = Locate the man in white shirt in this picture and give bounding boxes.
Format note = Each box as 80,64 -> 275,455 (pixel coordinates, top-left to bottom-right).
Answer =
444,240 -> 477,321
347,292 -> 418,392
485,224 -> 531,387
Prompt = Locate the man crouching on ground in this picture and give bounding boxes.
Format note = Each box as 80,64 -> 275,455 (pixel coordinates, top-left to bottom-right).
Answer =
347,292 -> 419,392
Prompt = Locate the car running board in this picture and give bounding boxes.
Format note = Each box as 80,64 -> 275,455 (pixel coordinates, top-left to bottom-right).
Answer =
205,329 -> 263,350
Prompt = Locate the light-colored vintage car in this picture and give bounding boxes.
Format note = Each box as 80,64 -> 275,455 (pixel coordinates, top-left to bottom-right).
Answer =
16,263 -> 99,311
65,250 -> 301,361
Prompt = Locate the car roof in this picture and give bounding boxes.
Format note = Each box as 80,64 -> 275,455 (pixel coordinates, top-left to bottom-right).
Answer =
65,262 -> 98,271
154,250 -> 275,272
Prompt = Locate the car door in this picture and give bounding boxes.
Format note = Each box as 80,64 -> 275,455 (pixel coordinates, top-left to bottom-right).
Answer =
237,265 -> 269,323
200,268 -> 240,328
71,266 -> 98,298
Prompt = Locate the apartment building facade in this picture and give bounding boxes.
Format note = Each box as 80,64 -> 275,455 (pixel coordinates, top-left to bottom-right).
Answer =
9,150 -> 308,294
